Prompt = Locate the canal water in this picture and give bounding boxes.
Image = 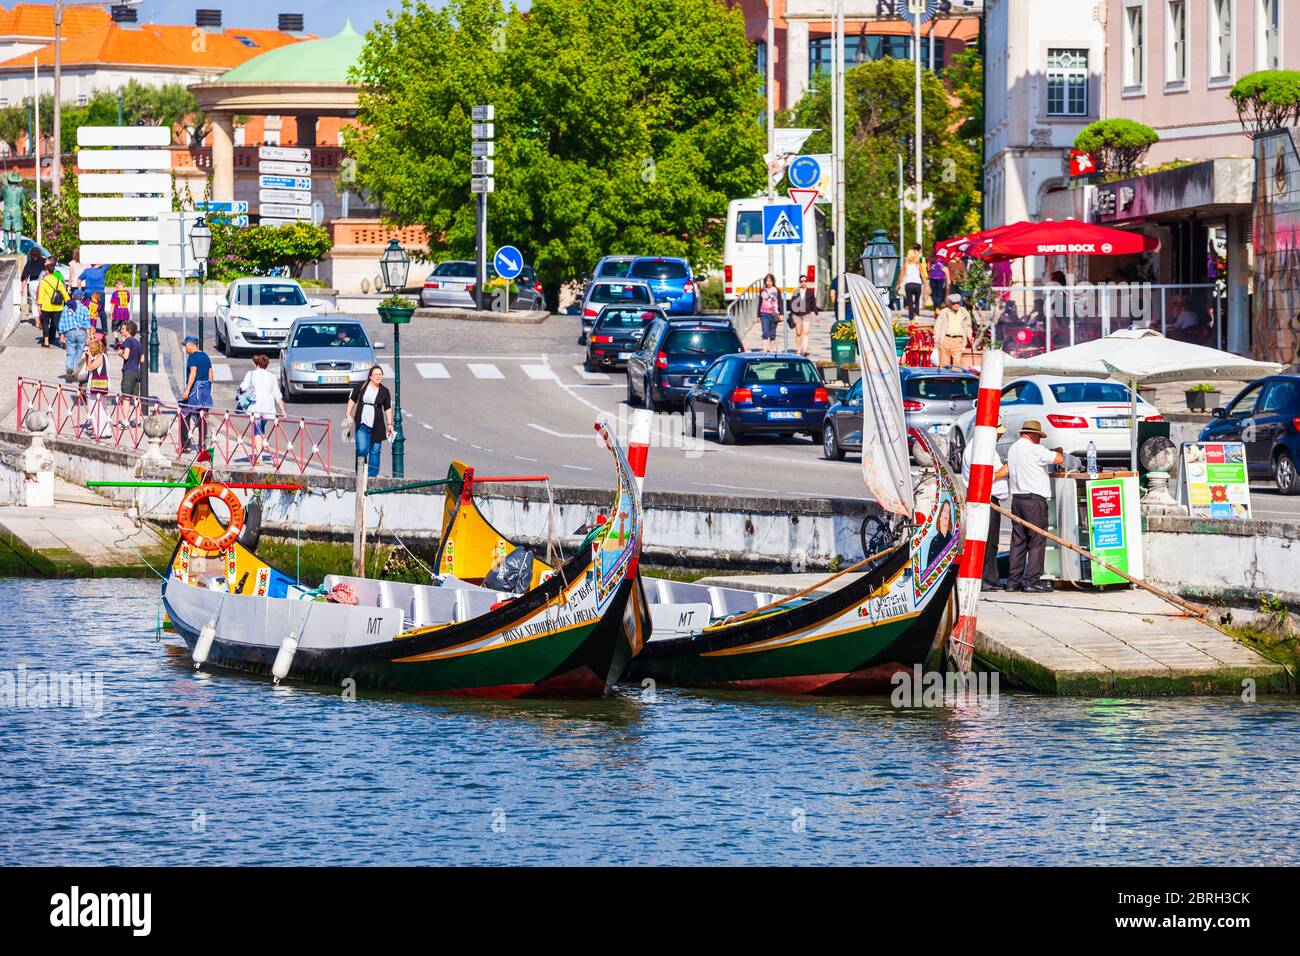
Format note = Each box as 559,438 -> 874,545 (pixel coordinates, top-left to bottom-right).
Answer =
2,578 -> 1297,866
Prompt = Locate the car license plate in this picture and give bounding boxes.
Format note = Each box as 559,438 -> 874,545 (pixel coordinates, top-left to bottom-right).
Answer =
319,375 -> 348,385
929,423 -> 948,434
618,351 -> 631,360
684,377 -> 699,386
1096,417 -> 1128,428
767,411 -> 801,420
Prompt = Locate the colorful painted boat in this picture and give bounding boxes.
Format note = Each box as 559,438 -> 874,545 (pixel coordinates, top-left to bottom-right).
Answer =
161,420 -> 646,697
628,431 -> 961,694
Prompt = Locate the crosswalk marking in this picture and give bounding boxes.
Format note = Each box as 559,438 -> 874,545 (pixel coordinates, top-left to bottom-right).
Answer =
415,362 -> 450,379
573,364 -> 609,381
380,363 -> 394,378
212,363 -> 233,382
468,363 -> 504,380
522,364 -> 557,380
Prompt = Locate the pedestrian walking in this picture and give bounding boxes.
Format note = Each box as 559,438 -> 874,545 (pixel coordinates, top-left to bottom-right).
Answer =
116,321 -> 143,397
238,353 -> 287,467
179,335 -> 213,454
84,338 -> 112,438
789,275 -> 818,356
20,248 -> 42,322
79,261 -> 108,331
57,288 -> 92,381
37,263 -> 68,349
110,280 -> 131,331
346,366 -> 394,478
87,290 -> 105,338
962,421 -> 1010,589
932,293 -> 974,368
757,273 -> 783,352
1005,419 -> 1064,593
928,256 -> 948,312
897,245 -> 925,321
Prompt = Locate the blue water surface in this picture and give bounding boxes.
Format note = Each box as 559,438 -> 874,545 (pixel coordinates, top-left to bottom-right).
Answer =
1,578 -> 1296,866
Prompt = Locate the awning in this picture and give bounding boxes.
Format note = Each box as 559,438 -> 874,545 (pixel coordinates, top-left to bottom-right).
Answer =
977,219 -> 1159,262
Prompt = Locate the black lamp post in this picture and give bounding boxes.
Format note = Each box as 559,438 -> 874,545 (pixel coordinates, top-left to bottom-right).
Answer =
860,229 -> 900,293
189,216 -> 212,350
378,238 -> 411,478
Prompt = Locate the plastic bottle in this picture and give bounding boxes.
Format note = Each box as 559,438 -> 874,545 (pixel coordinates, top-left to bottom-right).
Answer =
1086,440 -> 1098,478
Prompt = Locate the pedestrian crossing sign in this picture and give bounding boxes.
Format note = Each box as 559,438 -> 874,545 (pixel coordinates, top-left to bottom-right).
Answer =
762,203 -> 803,245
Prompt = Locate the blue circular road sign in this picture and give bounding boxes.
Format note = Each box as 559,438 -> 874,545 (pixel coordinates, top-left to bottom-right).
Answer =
493,245 -> 523,280
788,155 -> 821,190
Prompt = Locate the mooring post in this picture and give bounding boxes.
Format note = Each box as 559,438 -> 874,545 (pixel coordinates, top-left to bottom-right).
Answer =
353,467 -> 369,577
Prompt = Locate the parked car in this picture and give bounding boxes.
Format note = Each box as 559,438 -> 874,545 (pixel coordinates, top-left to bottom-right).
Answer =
579,278 -> 656,344
1199,374 -> 1300,495
948,375 -> 1161,471
279,317 -> 382,401
585,305 -> 666,372
420,260 -> 477,308
626,316 -> 743,410
685,353 -> 829,444
821,367 -> 979,463
215,277 -> 322,355
592,255 -> 637,280
514,265 -> 547,312
628,256 -> 699,315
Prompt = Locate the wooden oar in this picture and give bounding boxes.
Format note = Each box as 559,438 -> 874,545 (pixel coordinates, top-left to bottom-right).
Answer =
990,501 -> 1208,619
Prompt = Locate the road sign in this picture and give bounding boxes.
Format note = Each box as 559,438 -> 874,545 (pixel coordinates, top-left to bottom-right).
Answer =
259,160 -> 311,176
212,214 -> 250,227
788,155 -> 821,190
77,126 -> 170,148
260,189 -> 311,205
258,175 -> 311,191
471,141 -> 495,158
493,245 -> 523,280
472,123 -> 495,140
76,244 -> 162,265
259,145 -> 311,163
77,149 -> 171,170
897,0 -> 943,26
79,172 -> 172,194
79,220 -> 160,242
471,105 -> 495,122
80,196 -> 172,218
197,200 -> 249,213
471,158 -> 495,176
762,204 -> 803,245
471,176 -> 495,194
788,188 -> 819,214
260,203 -> 312,220
157,211 -> 206,277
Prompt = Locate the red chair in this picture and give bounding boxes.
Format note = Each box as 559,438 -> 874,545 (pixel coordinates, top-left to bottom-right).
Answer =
903,326 -> 934,367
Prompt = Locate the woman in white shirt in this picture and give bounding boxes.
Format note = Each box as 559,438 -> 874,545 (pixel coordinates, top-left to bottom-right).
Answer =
239,353 -> 287,467
897,245 -> 925,321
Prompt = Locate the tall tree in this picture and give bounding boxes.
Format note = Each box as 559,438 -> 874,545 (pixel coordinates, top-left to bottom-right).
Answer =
346,0 -> 765,293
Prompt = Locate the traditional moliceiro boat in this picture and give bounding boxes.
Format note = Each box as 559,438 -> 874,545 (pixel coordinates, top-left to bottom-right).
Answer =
161,420 -> 646,697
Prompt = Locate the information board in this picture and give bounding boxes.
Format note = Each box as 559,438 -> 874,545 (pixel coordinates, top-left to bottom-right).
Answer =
1180,442 -> 1251,519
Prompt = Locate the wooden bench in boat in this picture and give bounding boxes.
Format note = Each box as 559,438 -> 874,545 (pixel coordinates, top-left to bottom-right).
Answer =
322,574 -> 514,631
641,577 -> 790,641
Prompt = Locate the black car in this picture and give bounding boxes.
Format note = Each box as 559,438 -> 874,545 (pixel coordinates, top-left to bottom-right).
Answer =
584,305 -> 666,371
1199,374 -> 1300,495
685,353 -> 829,444
626,316 -> 742,410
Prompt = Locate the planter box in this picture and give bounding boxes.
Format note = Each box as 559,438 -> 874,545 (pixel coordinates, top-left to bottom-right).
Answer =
894,334 -> 909,357
1185,389 -> 1220,412
830,338 -> 857,366
378,306 -> 415,325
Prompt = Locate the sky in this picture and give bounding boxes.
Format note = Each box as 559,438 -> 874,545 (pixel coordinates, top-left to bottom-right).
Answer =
133,0 -> 441,37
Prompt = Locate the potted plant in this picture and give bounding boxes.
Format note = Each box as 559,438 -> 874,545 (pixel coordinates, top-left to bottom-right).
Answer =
377,294 -> 417,325
1185,383 -> 1220,412
830,321 -> 857,366
891,318 -> 911,357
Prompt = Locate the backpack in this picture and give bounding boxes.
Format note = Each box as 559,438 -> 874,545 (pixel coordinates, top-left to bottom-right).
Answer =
236,372 -> 257,412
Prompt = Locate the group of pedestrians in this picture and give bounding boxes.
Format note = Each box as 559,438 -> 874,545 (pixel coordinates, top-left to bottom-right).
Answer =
756,273 -> 820,354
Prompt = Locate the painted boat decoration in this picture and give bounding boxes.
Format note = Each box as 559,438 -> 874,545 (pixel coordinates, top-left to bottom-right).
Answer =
629,429 -> 961,694
161,419 -> 646,698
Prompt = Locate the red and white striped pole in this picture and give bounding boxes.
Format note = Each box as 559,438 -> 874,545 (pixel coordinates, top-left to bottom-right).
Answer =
948,349 -> 1004,673
627,408 -> 653,495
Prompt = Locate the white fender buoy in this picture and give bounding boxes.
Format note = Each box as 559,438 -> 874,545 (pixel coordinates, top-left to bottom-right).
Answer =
271,632 -> 299,684
192,619 -> 217,669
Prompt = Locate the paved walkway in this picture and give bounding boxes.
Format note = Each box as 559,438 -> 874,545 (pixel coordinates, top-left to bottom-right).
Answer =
691,571 -> 1285,695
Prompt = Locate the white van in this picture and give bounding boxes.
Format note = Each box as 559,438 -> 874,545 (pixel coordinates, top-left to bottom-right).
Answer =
723,197 -> 832,304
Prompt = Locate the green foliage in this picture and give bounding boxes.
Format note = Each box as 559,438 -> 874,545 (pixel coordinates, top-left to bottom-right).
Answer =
380,294 -> 418,309
1230,70 -> 1300,136
0,81 -> 204,154
944,43 -> 984,145
1188,383 -> 1219,392
963,259 -> 995,314
22,173 -> 79,262
787,57 -> 982,258
241,223 -> 332,278
346,0 -> 765,289
1074,119 -> 1159,177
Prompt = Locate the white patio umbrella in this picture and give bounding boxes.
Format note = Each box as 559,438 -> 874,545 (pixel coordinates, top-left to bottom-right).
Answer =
1002,328 -> 1285,472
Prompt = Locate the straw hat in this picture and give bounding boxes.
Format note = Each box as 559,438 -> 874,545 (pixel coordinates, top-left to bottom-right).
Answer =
1019,419 -> 1047,437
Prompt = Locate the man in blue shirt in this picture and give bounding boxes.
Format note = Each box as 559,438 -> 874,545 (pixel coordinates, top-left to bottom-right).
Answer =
57,288 -> 92,381
180,335 -> 214,452
78,262 -> 109,335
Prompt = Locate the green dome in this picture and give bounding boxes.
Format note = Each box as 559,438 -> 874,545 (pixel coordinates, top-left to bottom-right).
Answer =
217,22 -> 363,85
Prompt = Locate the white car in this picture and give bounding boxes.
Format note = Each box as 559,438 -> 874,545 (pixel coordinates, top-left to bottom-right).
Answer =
948,374 -> 1162,469
215,277 -> 323,355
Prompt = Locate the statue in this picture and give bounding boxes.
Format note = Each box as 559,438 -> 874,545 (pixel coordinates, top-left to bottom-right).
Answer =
1,172 -> 24,254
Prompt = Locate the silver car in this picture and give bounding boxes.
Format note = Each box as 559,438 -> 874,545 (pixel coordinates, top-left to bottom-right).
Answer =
579,277 -> 657,344
822,368 -> 978,464
420,260 -> 477,308
279,317 -> 382,401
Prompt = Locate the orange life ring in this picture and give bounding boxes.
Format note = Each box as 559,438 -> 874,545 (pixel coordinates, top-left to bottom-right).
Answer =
177,482 -> 245,553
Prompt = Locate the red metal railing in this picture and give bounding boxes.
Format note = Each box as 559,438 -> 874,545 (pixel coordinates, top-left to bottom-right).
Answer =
16,377 -> 333,475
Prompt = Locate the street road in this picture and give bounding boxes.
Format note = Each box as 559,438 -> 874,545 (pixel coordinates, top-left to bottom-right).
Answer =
153,311 -> 1300,520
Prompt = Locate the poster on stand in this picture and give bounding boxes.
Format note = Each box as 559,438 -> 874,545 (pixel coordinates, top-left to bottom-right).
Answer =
1180,442 -> 1251,519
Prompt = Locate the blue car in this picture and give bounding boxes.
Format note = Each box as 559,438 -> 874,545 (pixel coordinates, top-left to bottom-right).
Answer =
628,256 -> 699,315
626,316 -> 742,410
1198,374 -> 1300,495
685,353 -> 829,444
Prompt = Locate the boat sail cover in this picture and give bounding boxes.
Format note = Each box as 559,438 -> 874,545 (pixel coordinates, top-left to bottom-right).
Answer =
844,272 -> 914,518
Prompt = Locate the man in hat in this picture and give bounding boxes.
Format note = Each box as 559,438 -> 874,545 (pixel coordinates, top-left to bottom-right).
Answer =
1006,419 -> 1064,593
932,292 -> 973,367
962,420 -> 1011,590
57,287 -> 92,382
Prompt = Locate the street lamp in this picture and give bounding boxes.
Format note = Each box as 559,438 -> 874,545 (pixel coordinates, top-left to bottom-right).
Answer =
378,238 -> 411,478
860,229 -> 900,293
189,216 -> 211,349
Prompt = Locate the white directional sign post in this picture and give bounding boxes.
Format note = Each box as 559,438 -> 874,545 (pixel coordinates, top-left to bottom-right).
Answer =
472,105 -> 495,311
257,145 -> 312,226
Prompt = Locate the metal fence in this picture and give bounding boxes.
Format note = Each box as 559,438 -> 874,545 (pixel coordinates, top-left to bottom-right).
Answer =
987,282 -> 1226,359
16,377 -> 334,475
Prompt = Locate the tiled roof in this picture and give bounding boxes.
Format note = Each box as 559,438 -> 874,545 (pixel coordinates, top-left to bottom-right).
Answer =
0,22 -> 312,72
0,4 -> 111,39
